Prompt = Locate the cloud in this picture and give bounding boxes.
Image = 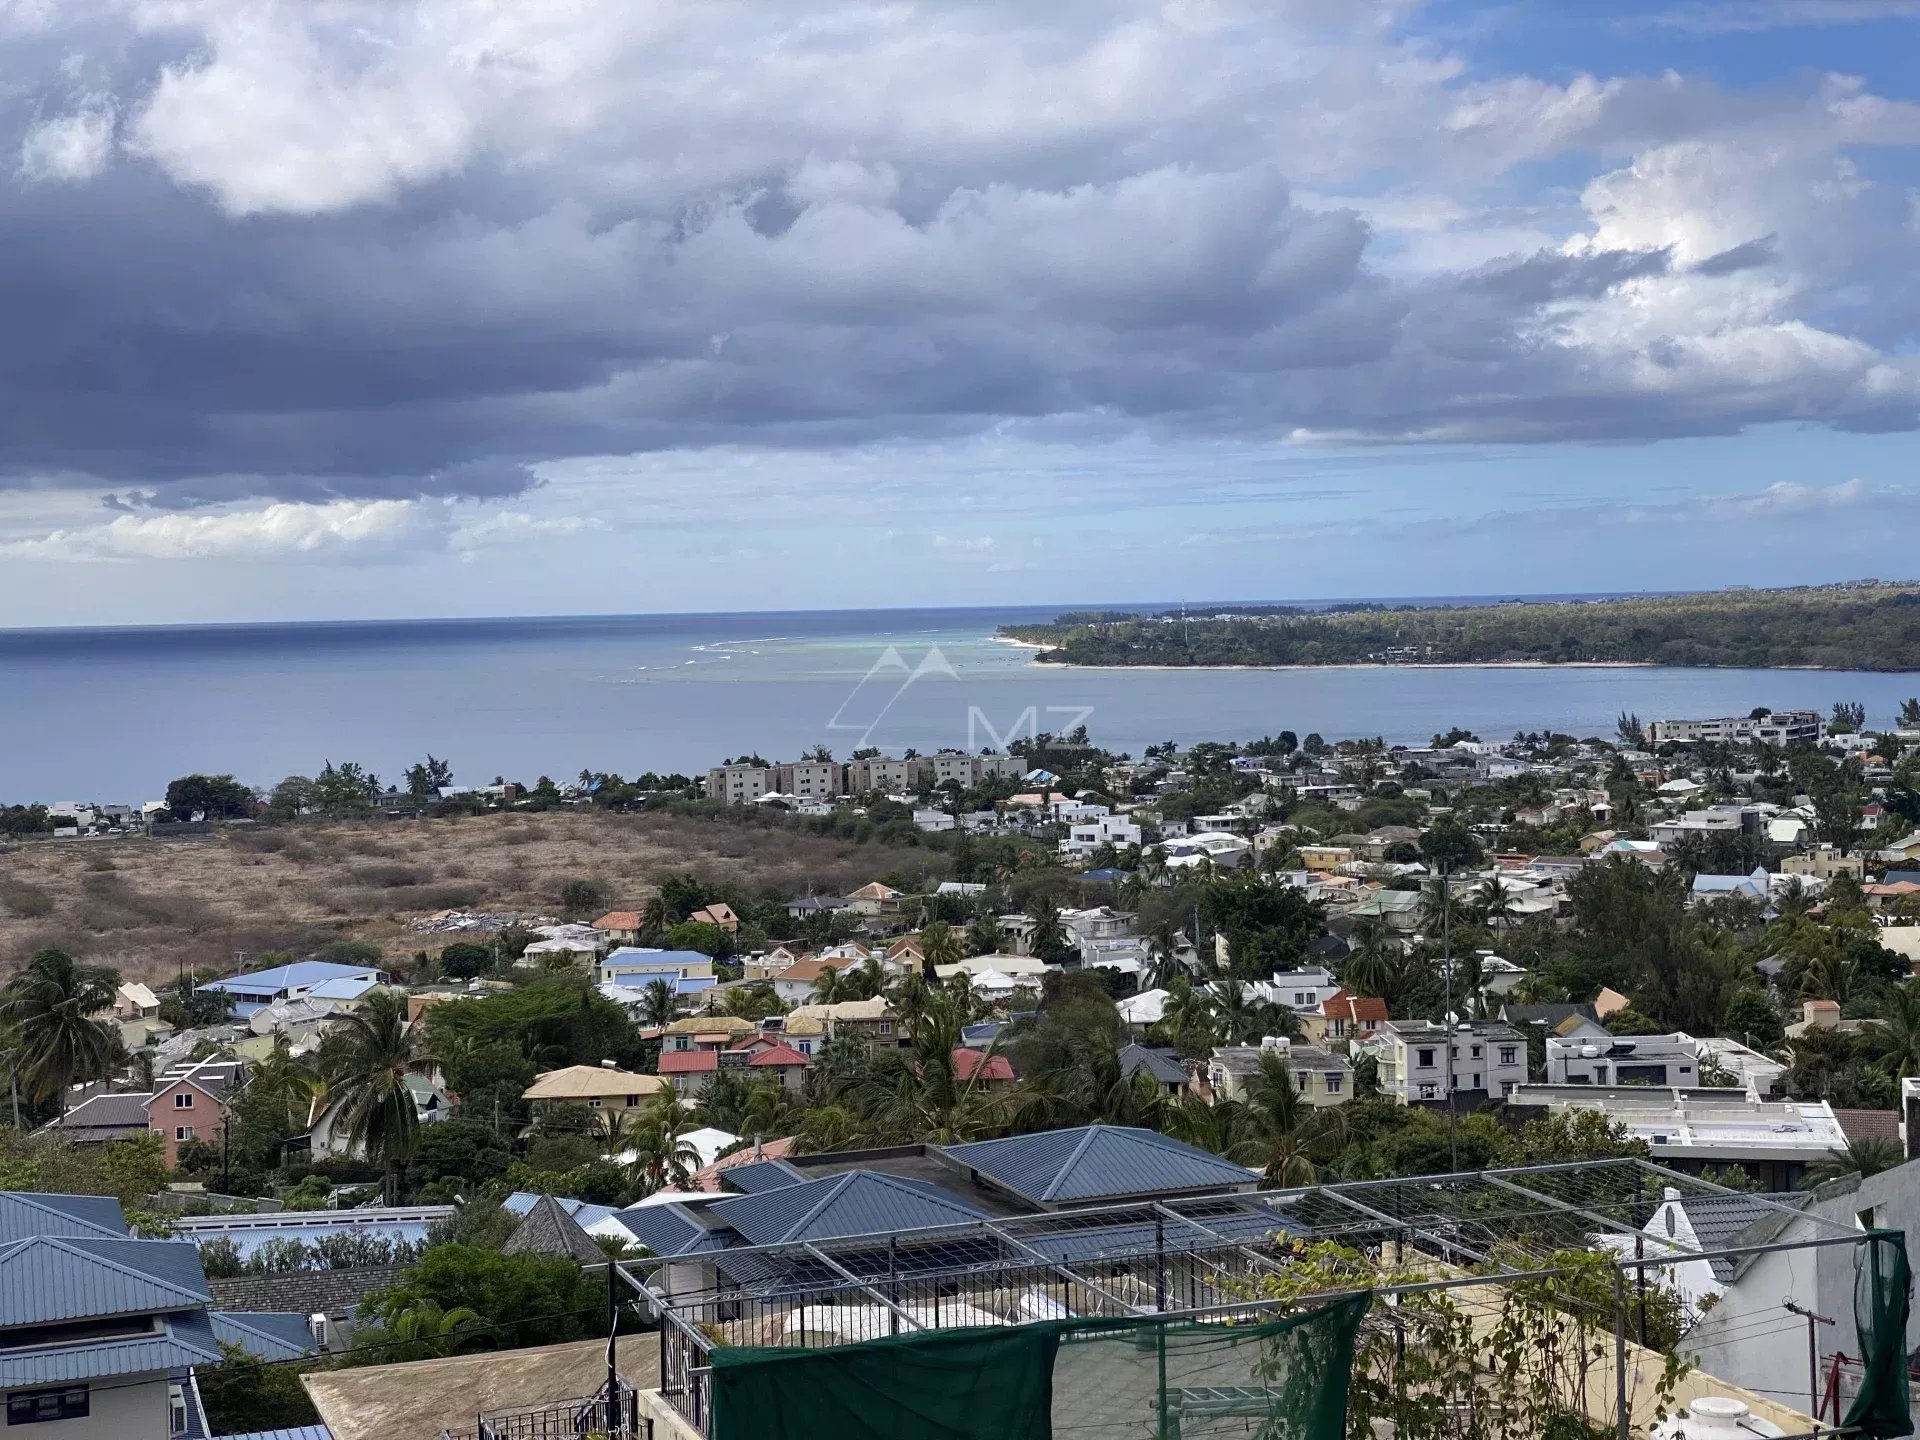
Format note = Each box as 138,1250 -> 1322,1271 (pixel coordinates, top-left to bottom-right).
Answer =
931,535 -> 995,553
0,498 -> 444,561
18,99 -> 113,181
1695,476 -> 1881,520
0,0 -> 1906,526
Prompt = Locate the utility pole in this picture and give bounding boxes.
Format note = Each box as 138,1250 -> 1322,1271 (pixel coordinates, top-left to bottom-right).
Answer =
604,1258 -> 620,1437
1441,861 -> 1457,1173
1782,1298 -> 1835,1420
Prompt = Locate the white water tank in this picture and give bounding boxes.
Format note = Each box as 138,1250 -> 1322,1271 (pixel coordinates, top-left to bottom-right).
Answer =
1652,1396 -> 1785,1440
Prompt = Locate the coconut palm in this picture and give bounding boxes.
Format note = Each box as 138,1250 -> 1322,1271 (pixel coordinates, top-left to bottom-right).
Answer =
1341,921 -> 1397,999
0,949 -> 117,1113
864,994 -> 1013,1144
1476,876 -> 1515,930
791,1102 -> 865,1155
1211,979 -> 1294,1046
625,1092 -> 703,1195
248,1042 -> 323,1138
1802,1136 -> 1904,1189
638,978 -> 677,1027
918,921 -> 962,972
1418,877 -> 1467,934
811,967 -> 854,1005
324,988 -> 423,1202
385,1300 -> 482,1360
845,956 -> 888,1000
1872,980 -> 1920,1080
1242,1051 -> 1349,1186
1158,978 -> 1218,1051
1800,951 -> 1859,1003
965,910 -> 1001,957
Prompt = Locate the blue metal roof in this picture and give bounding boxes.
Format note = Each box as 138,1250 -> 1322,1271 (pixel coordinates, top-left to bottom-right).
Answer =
606,1202 -> 735,1258
719,1159 -> 806,1194
604,948 -> 711,967
940,1126 -> 1259,1204
209,1311 -> 317,1360
201,961 -> 383,996
0,1191 -> 126,1243
0,1236 -> 209,1325
501,1193 -> 616,1231
708,1170 -> 989,1245
0,1315 -> 220,1386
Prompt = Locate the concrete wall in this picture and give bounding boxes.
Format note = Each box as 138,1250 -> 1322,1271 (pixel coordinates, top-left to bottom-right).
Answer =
3,1374 -> 172,1440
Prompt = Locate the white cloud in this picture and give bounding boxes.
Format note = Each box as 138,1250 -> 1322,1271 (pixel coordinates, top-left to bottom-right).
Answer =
931,534 -> 995,552
19,99 -> 113,182
451,510 -> 606,549
0,498 -> 444,561
1696,476 -> 1881,520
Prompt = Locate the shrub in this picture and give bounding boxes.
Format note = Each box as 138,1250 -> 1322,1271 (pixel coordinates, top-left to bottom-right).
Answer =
557,877 -> 610,918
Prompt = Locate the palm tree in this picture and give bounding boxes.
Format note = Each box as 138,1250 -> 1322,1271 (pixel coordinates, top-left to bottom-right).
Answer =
865,994 -> 1013,1144
385,1299 -> 481,1360
1211,979 -> 1293,1046
1158,979 -> 1218,1051
1802,1136 -> 1904,1188
791,1102 -> 864,1155
1872,981 -> 1920,1080
1341,922 -> 1396,999
0,949 -> 117,1113
248,1043 -> 322,1154
1243,1051 -> 1348,1186
1418,877 -> 1466,935
1476,876 -> 1515,931
811,967 -> 853,1005
325,989 -> 423,1202
625,1092 -> 702,1195
845,957 -> 887,1000
918,921 -> 962,973
1801,950 -> 1859,1003
639,979 -> 678,1027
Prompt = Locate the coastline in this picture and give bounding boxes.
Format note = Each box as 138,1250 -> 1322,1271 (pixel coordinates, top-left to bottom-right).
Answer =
1005,652 -> 1658,672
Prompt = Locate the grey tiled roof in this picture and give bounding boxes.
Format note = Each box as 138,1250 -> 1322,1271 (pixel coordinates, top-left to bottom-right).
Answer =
941,1125 -> 1258,1204
502,1194 -> 608,1265
1670,1192 -> 1806,1282
209,1265 -> 406,1318
46,1092 -> 153,1137
708,1169 -> 988,1244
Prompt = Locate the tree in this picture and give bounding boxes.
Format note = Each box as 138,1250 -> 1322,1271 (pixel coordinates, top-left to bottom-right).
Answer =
1028,896 -> 1073,965
323,989 -> 422,1201
0,950 -> 116,1113
918,921 -> 961,972
363,1245 -> 604,1350
1616,712 -> 1646,748
438,942 -> 492,981
382,1299 -> 482,1360
557,877 -> 611,919
1722,989 -> 1784,1049
405,754 -> 455,798
1803,1136 -> 1903,1188
196,1343 -> 321,1433
638,979 -> 677,1028
1811,782 -> 1866,856
624,1092 -> 703,1195
665,921 -> 733,959
1901,698 -> 1920,731
163,773 -> 255,820
1830,700 -> 1867,734
1419,817 -> 1481,872
1870,981 -> 1920,1081
1241,1051 -> 1347,1184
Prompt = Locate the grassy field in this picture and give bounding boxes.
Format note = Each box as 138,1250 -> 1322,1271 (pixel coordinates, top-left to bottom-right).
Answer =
0,810 -> 946,985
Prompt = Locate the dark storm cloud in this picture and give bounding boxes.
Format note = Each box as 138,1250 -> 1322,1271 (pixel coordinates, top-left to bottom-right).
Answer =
0,0 -> 1908,514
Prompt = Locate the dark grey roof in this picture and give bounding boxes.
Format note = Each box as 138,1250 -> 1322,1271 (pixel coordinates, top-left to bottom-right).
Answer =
720,1159 -> 807,1194
502,1194 -> 608,1265
607,1203 -> 735,1258
46,1092 -> 154,1138
0,1191 -> 126,1243
209,1310 -> 319,1360
940,1126 -> 1258,1205
1118,1044 -> 1186,1087
707,1169 -> 988,1245
210,1265 -> 406,1319
1668,1192 -> 1807,1282
0,1235 -> 209,1326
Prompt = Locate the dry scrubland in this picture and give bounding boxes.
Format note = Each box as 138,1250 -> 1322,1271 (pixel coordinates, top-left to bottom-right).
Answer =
0,810 -> 946,984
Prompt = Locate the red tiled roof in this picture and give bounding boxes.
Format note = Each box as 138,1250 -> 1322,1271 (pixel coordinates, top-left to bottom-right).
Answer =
748,1043 -> 810,1068
952,1047 -> 1015,1082
595,911 -> 643,930
657,1050 -> 718,1074
1323,990 -> 1388,1024
691,1136 -> 796,1191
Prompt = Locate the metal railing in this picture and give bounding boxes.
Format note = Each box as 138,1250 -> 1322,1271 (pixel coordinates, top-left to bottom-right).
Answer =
444,1378 -> 641,1440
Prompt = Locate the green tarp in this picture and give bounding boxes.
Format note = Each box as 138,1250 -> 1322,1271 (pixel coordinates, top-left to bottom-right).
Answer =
709,1295 -> 1369,1440
1842,1229 -> 1914,1440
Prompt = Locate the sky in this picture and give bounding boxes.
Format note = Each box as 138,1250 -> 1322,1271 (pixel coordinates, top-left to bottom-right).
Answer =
3,0 -> 1920,626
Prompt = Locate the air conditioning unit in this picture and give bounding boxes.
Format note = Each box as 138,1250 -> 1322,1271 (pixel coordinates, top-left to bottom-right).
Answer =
308,1313 -> 331,1351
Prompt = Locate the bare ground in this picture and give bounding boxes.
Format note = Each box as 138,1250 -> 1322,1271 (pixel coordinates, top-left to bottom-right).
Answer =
0,810 -> 948,984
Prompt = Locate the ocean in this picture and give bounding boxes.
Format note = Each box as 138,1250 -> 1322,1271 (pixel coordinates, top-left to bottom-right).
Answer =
4,604 -> 1919,801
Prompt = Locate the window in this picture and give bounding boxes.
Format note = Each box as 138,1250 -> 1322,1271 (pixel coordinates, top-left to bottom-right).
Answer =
8,1387 -> 89,1425
1416,1048 -> 1435,1068
588,1098 -> 602,1109
626,1095 -> 641,1106
173,1091 -> 194,1108
169,1384 -> 188,1436
174,1126 -> 194,1141
1325,1074 -> 1343,1094
879,1022 -> 894,1034
1470,1045 -> 1482,1059
1499,1046 -> 1517,1066
1294,1071 -> 1308,1091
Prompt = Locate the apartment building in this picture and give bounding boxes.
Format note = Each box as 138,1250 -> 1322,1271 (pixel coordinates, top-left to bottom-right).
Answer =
705,763 -> 773,804
846,755 -> 921,792
1647,710 -> 1822,746
1208,1039 -> 1352,1107
1373,1019 -> 1527,1103
773,760 -> 845,798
